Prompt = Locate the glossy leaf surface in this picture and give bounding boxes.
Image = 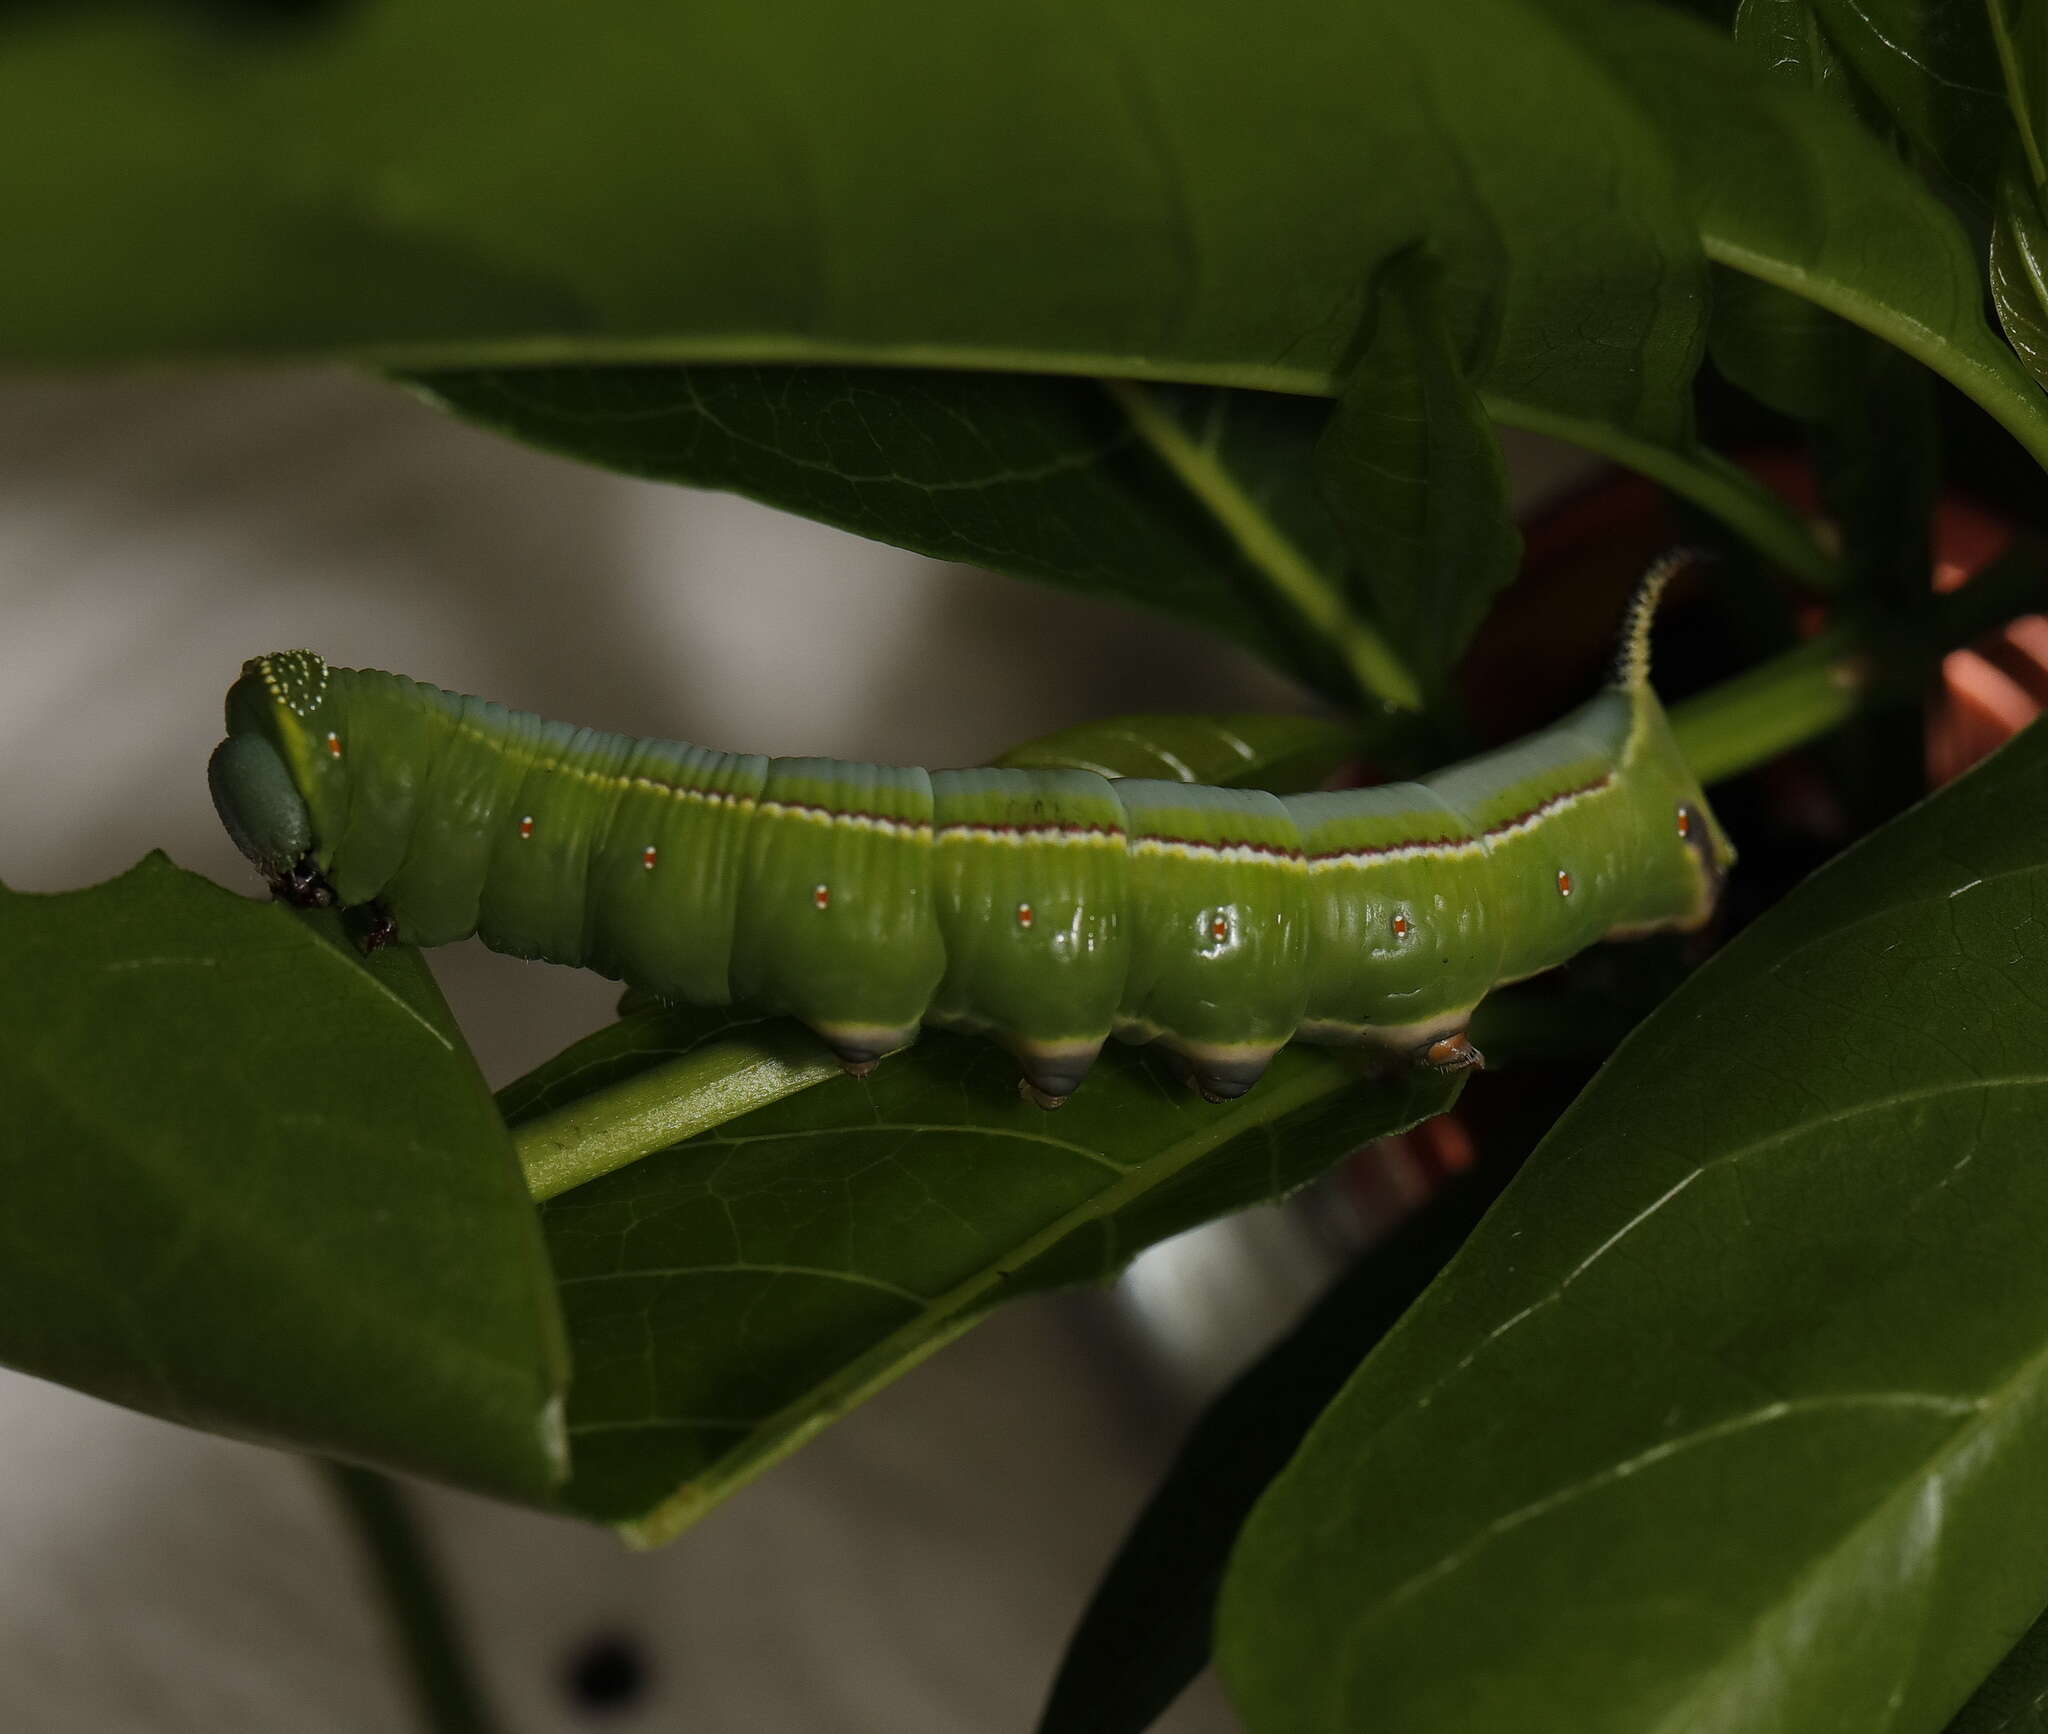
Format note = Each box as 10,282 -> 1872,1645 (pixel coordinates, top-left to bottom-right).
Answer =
1037,1168 -> 1508,1734
1712,0 -> 1939,604
1221,721 -> 2048,1734
534,1020 -> 1456,1543
1564,3 -> 2048,473
1996,172 -> 2048,392
0,856 -> 568,1500
1712,0 -> 1876,427
1314,249 -> 1520,691
7,3 -> 2032,546
1805,0 -> 2007,201
0,0 -> 1720,419
1947,1596 -> 2048,1733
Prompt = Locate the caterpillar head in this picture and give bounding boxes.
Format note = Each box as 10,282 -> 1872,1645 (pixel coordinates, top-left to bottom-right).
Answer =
209,651 -> 332,889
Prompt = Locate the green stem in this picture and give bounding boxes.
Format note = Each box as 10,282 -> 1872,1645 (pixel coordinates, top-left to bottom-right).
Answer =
1102,378 -> 1426,713
1672,543 -> 2048,785
1669,628 -> 1870,786
514,1024 -> 848,1200
322,1463 -> 496,1734
1988,0 -> 2048,192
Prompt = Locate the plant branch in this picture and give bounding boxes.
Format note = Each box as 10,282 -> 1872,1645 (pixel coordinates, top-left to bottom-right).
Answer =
1102,378 -> 1426,713
323,1462 -> 497,1734
1671,542 -> 2048,784
514,1024 -> 846,1201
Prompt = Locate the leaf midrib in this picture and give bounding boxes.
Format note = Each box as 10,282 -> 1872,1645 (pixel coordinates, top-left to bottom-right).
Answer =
611,1052 -> 1369,1544
1320,1067 -> 2048,1734
1645,1309 -> 2048,1734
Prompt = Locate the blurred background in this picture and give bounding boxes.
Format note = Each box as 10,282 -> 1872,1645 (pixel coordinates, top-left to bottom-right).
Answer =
0,367 -> 1593,1732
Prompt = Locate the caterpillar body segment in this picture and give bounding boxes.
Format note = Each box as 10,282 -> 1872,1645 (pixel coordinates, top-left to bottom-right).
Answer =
924,766 -> 1131,1103
210,575 -> 1732,1106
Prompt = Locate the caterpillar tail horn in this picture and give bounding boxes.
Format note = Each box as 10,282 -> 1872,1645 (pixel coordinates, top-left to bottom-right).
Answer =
1613,546 -> 1712,691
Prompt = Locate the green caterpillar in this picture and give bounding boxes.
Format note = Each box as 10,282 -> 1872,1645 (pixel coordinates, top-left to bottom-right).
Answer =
210,557 -> 1731,1107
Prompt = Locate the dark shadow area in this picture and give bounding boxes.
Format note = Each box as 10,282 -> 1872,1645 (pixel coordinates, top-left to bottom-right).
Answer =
562,1632 -> 651,1716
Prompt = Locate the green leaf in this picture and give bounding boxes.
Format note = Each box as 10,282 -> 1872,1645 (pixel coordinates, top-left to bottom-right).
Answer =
1709,269 -> 1872,424
1314,249 -> 1520,693
415,361 -> 1802,712
1713,0 -> 1884,423
545,1027 -> 1458,1543
996,711 -> 1359,788
5,2 -> 2027,501
1098,380 -> 1424,709
411,368 -> 1377,707
1730,0 -> 1863,118
1946,1597 -> 2048,1732
1218,718 -> 2048,1734
2001,0 -> 2048,183
1710,1 -> 1940,603
1989,1 -> 2048,390
413,359 -> 1821,685
0,856 -> 568,1501
0,1 -> 1711,408
1805,0 -> 2007,202
1562,0 -> 2048,476
19,2 -> 1995,579
1994,168 -> 2048,390
1037,1167 -> 1508,1734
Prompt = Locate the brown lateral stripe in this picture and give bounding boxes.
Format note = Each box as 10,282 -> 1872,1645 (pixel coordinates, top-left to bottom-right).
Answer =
1305,773 -> 1614,866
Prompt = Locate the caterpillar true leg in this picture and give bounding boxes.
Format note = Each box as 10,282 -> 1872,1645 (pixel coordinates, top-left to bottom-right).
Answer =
276,856 -> 336,910
358,904 -> 401,954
